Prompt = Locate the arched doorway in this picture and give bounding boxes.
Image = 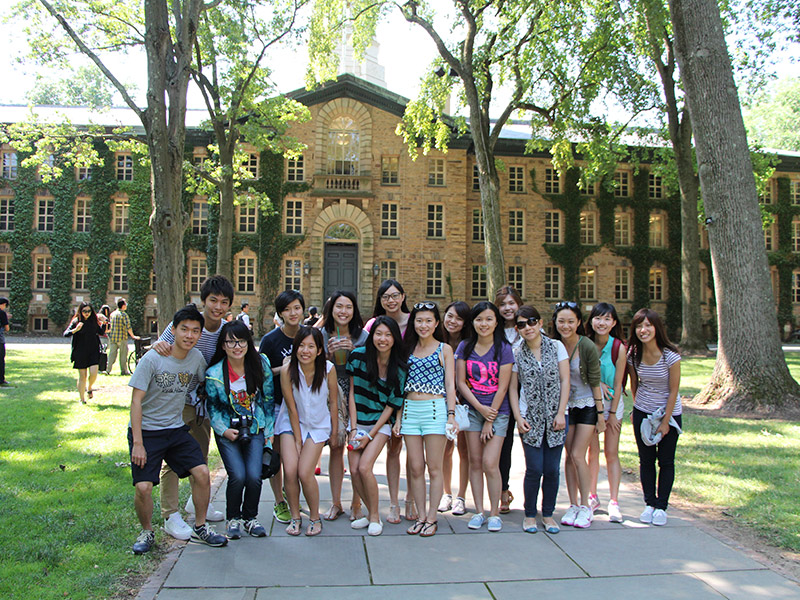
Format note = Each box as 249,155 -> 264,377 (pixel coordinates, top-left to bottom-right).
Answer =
324,222 -> 359,301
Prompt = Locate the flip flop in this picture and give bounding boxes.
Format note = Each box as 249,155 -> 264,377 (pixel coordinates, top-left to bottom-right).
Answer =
87,390 -> 93,399
323,505 -> 344,521
406,519 -> 425,535
419,521 -> 438,537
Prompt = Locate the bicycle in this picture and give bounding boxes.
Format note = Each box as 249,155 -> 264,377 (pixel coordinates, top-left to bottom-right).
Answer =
127,336 -> 152,374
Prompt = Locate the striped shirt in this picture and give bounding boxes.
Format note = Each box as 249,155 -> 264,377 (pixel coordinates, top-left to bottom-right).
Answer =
158,322 -> 222,366
628,348 -> 681,415
345,346 -> 406,425
108,309 -> 132,344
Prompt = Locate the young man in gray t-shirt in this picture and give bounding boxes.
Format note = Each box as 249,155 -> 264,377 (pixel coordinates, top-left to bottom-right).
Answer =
128,306 -> 227,554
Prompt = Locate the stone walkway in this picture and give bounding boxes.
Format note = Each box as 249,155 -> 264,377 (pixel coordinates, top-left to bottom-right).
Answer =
140,441 -> 800,600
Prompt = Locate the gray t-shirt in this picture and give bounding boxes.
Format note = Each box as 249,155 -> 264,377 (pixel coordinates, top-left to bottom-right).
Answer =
128,348 -> 206,430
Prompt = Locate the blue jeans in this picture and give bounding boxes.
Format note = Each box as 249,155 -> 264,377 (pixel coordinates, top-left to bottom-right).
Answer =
215,431 -> 265,520
522,439 -> 564,518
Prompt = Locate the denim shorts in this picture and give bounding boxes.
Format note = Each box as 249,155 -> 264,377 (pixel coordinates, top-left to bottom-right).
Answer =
464,405 -> 509,436
401,398 -> 446,436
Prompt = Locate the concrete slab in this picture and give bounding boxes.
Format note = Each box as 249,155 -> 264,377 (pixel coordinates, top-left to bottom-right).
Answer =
693,570 -> 800,599
156,589 -> 255,600
254,583 -> 493,599
366,532 -> 585,584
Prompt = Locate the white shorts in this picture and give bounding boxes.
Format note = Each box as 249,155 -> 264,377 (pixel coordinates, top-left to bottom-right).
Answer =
356,422 -> 392,438
603,398 -> 624,420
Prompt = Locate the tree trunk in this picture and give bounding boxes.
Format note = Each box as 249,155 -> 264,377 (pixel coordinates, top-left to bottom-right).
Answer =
216,144 -> 236,280
669,0 -> 800,410
475,151 -> 505,299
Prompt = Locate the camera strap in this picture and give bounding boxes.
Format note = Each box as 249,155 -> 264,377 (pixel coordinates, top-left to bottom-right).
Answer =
224,359 -> 256,419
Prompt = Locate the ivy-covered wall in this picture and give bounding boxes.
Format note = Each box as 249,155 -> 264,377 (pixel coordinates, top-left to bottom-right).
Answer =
767,176 -> 798,334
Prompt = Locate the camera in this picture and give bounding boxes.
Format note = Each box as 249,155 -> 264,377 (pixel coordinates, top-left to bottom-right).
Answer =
230,415 -> 254,443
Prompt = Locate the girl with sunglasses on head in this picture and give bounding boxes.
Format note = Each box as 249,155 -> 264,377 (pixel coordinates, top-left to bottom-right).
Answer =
455,301 -> 514,532
396,302 -> 457,537
508,306 -> 570,534
551,301 -> 604,529
585,302 -> 627,522
276,327 -> 339,537
627,309 -> 681,526
64,302 -> 107,404
205,320 -> 274,540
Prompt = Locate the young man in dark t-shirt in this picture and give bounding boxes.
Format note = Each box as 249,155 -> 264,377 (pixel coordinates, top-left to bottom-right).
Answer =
0,297 -> 9,386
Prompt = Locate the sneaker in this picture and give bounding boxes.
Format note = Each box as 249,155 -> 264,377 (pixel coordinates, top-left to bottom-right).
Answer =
273,501 -> 291,524
573,505 -> 593,529
226,518 -> 242,540
640,505 -> 655,524
132,530 -> 155,554
191,523 -> 228,547
351,517 -> 369,529
561,504 -> 579,526
164,512 -> 192,540
185,497 -> 224,522
467,513 -> 486,530
243,518 -> 267,537
451,497 -> 466,516
438,493 -> 453,512
487,516 -> 503,532
651,509 -> 668,526
608,500 -> 623,523
367,520 -> 383,536
588,493 -> 600,513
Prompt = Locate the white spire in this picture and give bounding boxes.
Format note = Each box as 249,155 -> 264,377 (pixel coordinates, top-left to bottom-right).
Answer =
337,23 -> 387,87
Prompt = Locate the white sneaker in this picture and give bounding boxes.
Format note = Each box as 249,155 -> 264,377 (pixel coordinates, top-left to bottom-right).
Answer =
164,512 -> 192,540
608,500 -> 623,523
573,505 -> 593,529
640,505 -> 655,524
367,520 -> 383,536
451,497 -> 466,515
438,494 -> 453,512
351,517 -> 370,529
185,497 -> 224,522
561,504 -> 579,526
588,494 -> 600,513
651,508 -> 668,526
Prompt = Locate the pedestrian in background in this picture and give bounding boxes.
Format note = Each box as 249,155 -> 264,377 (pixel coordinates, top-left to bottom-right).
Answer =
64,301 -> 106,403
107,298 -> 140,376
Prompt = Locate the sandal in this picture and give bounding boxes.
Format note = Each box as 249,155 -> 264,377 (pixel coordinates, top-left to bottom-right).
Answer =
285,518 -> 302,536
324,504 -> 344,521
406,519 -> 425,535
405,499 -> 418,521
419,521 -> 438,537
87,389 -> 93,400
500,490 -> 514,514
306,519 -> 322,537
387,504 -> 401,524
349,505 -> 364,522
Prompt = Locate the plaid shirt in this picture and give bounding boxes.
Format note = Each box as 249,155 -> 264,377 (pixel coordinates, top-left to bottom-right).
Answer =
108,309 -> 131,344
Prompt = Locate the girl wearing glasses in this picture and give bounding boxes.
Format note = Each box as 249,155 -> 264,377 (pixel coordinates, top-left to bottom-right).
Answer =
551,302 -> 605,529
396,302 -> 458,537
455,301 -> 514,532
509,306 -> 570,534
64,302 -> 107,404
206,320 -> 274,540
277,326 -> 339,536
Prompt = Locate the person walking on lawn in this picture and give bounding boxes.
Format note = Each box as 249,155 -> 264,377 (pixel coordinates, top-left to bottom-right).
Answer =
107,298 -> 140,376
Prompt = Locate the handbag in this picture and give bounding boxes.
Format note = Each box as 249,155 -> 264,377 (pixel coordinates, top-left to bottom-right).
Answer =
454,403 -> 470,430
98,342 -> 108,372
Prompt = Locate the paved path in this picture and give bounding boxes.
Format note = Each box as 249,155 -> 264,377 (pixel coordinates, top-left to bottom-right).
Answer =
138,439 -> 800,600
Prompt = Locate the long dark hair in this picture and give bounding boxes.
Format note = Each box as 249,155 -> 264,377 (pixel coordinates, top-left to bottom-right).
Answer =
550,301 -> 586,341
404,302 -> 445,352
461,301 -> 506,363
323,290 -> 364,338
209,320 -> 265,395
585,302 -> 624,341
364,315 -> 407,397
71,301 -> 96,323
627,308 -> 678,369
442,301 -> 471,350
288,326 -> 327,393
371,279 -> 410,317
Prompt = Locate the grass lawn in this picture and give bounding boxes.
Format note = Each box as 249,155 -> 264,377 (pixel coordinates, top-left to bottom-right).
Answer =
0,345 -> 220,600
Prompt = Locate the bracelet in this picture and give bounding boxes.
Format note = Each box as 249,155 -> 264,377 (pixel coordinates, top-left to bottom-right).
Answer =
594,398 -> 603,404
447,410 -> 455,415
366,432 -> 373,441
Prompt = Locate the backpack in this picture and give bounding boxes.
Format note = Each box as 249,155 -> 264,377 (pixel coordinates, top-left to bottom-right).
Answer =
611,337 -> 629,396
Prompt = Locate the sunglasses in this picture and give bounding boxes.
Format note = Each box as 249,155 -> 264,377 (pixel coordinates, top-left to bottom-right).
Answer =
414,302 -> 436,311
555,301 -> 579,311
515,317 -> 539,329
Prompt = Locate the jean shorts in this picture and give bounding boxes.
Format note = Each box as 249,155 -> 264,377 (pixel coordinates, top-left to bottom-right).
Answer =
464,405 -> 509,436
401,398 -> 446,436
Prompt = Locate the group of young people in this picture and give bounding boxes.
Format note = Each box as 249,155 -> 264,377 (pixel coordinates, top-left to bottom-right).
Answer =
125,274 -> 682,554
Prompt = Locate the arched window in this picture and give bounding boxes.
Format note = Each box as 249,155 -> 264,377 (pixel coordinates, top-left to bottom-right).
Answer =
325,222 -> 358,240
327,116 -> 359,175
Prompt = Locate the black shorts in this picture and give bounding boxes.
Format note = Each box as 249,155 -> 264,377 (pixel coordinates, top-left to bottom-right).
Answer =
127,425 -> 205,486
568,405 -> 599,426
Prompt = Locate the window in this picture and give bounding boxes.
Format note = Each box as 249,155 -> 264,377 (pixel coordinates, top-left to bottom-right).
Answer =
0,253 -> 11,289
113,197 -> 130,234
73,254 -> 89,290
380,260 -> 397,281
793,219 -> 800,253
243,152 -> 259,178
116,153 -> 133,180
764,223 -> 775,251
36,155 -> 55,182
2,151 -> 18,180
791,181 -> 800,206
615,267 -> 631,301
0,196 -> 14,231
428,158 -> 445,186
381,156 -> 399,185
579,266 -> 596,301
544,266 -> 561,300
614,211 -> 632,246
649,267 -> 664,301
580,180 -> 595,196
614,171 -> 630,197
472,164 -> 480,191
426,262 -> 443,296
237,256 -> 256,293
507,265 -> 524,293
32,317 -> 49,332
150,270 -> 157,292
427,204 -> 444,238
237,204 -> 257,233
381,203 -> 398,237
74,196 -> 92,232
111,255 -> 128,292
580,211 -> 597,245
544,210 -> 562,244
36,197 -> 55,232
760,180 -> 774,204
327,116 -> 359,175
471,265 -> 487,298
285,199 -> 303,235
544,168 -> 560,194
649,174 -> 663,199
794,271 -> 800,303
472,208 -> 484,242
75,166 -> 91,181
284,258 -> 301,291
190,198 -> 208,235
509,166 -> 524,193
287,155 -> 304,182
509,210 -> 524,243
188,257 -> 207,293
34,254 -> 52,290
649,213 -> 665,247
